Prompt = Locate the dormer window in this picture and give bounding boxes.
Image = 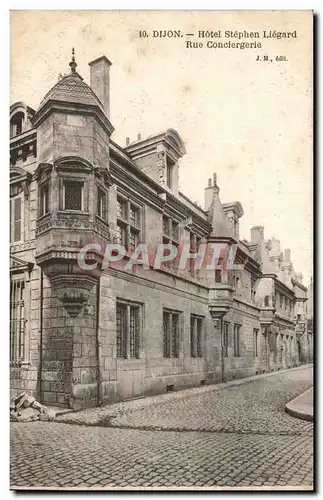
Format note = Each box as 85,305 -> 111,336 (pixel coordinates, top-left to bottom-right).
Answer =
63,180 -> 83,211
10,112 -> 24,138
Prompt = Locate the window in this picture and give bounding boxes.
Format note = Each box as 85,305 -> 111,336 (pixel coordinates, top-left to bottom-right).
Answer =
10,112 -> 24,138
190,315 -> 204,357
233,324 -> 241,357
163,309 -> 180,358
39,183 -> 49,217
253,328 -> 259,357
116,300 -> 141,359
10,195 -> 23,243
116,196 -> 141,250
264,295 -> 270,307
163,216 -> 179,242
63,181 -> 83,211
97,187 -> 107,220
280,294 -> 283,309
223,322 -> 229,357
10,278 -> 25,364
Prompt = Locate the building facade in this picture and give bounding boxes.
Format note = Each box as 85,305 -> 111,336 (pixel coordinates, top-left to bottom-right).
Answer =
10,53 -> 313,409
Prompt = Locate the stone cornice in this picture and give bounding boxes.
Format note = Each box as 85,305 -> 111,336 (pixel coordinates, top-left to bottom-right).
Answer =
31,100 -> 114,136
10,129 -> 36,150
106,267 -> 209,304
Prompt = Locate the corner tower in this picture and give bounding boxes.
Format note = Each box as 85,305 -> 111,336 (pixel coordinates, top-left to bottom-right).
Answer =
32,50 -> 114,409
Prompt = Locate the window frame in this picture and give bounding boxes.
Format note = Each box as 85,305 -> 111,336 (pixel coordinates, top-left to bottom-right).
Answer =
97,185 -> 108,221
163,308 -> 181,358
253,328 -> 259,357
190,314 -> 204,358
116,299 -> 142,359
233,324 -> 241,357
223,322 -> 229,357
10,276 -> 26,365
116,194 -> 141,250
10,193 -> 24,244
62,179 -> 84,212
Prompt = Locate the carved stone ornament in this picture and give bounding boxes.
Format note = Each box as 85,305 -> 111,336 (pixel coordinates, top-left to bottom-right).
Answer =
50,274 -> 97,317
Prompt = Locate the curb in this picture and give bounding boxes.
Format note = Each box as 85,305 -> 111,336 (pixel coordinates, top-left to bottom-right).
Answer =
285,387 -> 313,423
55,364 -> 313,425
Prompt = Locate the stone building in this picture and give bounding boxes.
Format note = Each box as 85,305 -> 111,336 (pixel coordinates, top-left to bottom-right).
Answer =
10,52 -> 313,409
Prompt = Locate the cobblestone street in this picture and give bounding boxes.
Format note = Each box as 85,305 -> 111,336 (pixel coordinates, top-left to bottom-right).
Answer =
10,366 -> 314,490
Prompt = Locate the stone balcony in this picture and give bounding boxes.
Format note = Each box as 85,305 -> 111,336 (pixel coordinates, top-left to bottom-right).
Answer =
208,284 -> 234,320
259,308 -> 276,327
35,211 -> 110,266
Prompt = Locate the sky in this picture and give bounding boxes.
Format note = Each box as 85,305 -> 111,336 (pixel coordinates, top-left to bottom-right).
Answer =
10,10 -> 313,285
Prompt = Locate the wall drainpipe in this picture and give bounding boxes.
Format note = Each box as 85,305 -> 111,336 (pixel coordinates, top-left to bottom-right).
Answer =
220,316 -> 225,383
39,268 -> 44,402
96,279 -> 102,406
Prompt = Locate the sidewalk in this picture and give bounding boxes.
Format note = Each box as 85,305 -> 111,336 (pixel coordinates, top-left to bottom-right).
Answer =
55,363 -> 313,427
285,387 -> 313,422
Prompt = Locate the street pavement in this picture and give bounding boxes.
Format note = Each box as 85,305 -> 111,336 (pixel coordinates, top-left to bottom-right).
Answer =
10,365 -> 314,490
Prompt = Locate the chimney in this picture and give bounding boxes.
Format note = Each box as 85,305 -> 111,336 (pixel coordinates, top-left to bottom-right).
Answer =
250,226 -> 264,245
126,137 -> 130,146
271,237 -> 281,255
89,56 -> 112,119
295,272 -> 303,284
137,133 -> 142,141
284,248 -> 291,261
204,172 -> 219,211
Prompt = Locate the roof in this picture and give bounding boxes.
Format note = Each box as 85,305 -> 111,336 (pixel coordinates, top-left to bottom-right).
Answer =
37,72 -> 105,114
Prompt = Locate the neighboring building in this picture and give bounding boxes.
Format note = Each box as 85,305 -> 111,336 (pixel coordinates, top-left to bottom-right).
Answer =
10,52 -> 313,409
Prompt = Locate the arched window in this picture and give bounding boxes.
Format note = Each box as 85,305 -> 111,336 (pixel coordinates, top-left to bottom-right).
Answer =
264,295 -> 270,307
10,112 -> 24,138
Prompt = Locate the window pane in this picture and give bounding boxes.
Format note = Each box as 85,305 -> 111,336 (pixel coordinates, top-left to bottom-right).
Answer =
64,181 -> 82,211
171,313 -> 179,358
190,316 -> 196,357
129,306 -> 140,358
196,318 -> 203,357
163,216 -> 169,236
40,184 -> 49,216
223,323 -> 229,357
116,224 -> 126,245
130,205 -> 139,226
117,198 -> 126,219
13,197 -> 22,242
116,303 -> 127,358
172,222 -> 179,241
163,311 -> 170,358
10,279 -> 25,363
166,164 -> 172,188
129,230 -> 138,251
97,188 -> 105,219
